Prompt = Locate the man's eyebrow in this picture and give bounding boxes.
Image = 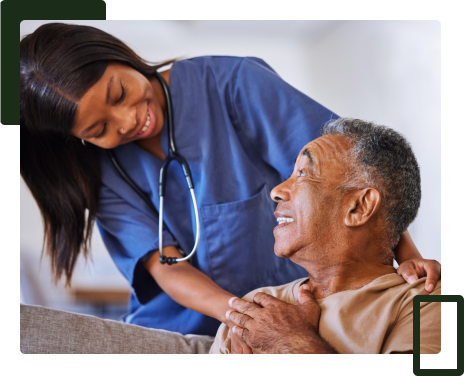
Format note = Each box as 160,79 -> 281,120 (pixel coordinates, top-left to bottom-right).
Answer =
301,148 -> 315,166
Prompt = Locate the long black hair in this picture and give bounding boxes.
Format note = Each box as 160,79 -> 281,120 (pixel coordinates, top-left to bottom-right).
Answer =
20,23 -> 175,285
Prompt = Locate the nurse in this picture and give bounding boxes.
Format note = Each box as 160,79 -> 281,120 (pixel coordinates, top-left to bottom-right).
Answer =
20,23 -> 441,336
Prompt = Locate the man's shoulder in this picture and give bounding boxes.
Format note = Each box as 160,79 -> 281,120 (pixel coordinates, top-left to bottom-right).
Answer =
318,273 -> 441,354
367,274 -> 441,304
394,278 -> 441,319
326,273 -> 441,310
242,277 -> 309,305
379,278 -> 441,354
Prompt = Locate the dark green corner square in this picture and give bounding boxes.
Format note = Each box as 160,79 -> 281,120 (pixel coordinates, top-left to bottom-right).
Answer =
0,0 -> 106,125
413,294 -> 464,376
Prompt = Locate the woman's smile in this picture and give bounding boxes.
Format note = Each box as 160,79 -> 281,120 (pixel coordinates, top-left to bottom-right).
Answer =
71,62 -> 166,150
133,103 -> 157,140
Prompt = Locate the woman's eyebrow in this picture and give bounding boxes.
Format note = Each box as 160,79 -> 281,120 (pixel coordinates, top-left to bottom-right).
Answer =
80,76 -> 115,137
106,76 -> 114,104
80,121 -> 99,137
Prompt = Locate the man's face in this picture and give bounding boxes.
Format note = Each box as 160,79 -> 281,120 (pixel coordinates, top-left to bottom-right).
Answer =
270,134 -> 353,263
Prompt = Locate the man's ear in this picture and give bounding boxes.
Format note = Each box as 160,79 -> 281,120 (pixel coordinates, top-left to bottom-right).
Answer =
344,188 -> 381,227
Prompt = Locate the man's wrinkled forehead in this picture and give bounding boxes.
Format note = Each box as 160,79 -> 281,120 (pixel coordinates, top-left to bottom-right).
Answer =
297,134 -> 353,170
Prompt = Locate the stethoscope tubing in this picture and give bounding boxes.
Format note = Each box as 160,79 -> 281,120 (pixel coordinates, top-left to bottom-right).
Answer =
154,71 -> 177,153
109,69 -> 200,265
159,188 -> 200,263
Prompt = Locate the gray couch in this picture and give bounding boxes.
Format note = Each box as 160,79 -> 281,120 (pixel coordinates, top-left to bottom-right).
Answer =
20,304 -> 214,354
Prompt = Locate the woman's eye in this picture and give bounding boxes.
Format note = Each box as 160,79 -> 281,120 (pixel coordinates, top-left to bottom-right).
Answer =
95,123 -> 107,139
297,170 -> 306,177
116,82 -> 125,104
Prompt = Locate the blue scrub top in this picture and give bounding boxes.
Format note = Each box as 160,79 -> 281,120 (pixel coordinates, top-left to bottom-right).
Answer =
96,56 -> 338,336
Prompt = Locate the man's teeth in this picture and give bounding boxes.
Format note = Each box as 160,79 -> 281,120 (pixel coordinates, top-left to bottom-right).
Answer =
277,217 -> 294,224
138,114 -> 150,134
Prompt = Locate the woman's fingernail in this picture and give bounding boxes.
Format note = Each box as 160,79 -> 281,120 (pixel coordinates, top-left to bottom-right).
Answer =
427,284 -> 434,292
228,297 -> 236,306
226,310 -> 231,320
408,276 -> 417,284
232,326 -> 237,334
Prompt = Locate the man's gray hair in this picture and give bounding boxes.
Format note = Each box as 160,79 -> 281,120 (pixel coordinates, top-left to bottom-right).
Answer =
321,118 -> 421,248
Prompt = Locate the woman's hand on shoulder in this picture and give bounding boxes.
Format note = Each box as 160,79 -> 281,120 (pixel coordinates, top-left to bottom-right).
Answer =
397,258 -> 441,292
395,230 -> 441,293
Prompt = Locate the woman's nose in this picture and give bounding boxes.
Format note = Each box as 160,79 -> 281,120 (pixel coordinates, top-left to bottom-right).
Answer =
112,106 -> 137,134
270,179 -> 291,203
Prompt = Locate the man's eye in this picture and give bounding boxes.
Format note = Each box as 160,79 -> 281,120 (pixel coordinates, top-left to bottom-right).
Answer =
297,170 -> 306,177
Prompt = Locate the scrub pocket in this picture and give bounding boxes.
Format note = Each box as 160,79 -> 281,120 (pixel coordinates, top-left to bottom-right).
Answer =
200,184 -> 279,297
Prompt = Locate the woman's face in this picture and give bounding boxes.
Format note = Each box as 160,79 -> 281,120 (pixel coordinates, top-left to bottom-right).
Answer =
71,62 -> 165,149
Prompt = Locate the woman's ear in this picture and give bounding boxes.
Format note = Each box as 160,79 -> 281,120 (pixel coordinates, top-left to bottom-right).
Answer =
344,188 -> 381,227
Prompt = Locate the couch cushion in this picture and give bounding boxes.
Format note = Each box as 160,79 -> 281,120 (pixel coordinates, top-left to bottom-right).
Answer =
20,304 -> 214,354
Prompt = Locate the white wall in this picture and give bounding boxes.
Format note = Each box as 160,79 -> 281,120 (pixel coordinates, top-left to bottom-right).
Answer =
303,21 -> 441,260
20,21 -> 440,305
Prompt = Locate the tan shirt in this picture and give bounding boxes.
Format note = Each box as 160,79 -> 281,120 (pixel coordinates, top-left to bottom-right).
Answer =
210,273 -> 441,354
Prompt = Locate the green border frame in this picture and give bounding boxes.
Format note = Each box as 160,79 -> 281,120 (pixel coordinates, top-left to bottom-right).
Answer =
414,295 -> 464,376
0,0 -> 106,125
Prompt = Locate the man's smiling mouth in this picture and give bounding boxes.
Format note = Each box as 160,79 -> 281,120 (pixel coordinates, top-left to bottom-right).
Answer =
276,217 -> 294,225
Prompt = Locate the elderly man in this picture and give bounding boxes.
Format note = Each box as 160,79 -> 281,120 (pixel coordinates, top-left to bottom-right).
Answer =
21,118 -> 440,355
210,118 -> 441,354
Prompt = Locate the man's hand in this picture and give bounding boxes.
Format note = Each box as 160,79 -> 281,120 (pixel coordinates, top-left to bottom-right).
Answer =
226,282 -> 337,354
230,331 -> 253,354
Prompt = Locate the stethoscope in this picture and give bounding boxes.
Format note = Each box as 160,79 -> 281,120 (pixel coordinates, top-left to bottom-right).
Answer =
107,71 -> 200,265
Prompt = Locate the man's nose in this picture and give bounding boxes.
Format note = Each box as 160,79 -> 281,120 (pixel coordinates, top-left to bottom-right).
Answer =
270,179 -> 291,203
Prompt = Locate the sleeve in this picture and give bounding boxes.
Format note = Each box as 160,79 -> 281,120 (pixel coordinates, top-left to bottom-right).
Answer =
381,300 -> 441,354
231,57 -> 339,179
96,180 -> 177,305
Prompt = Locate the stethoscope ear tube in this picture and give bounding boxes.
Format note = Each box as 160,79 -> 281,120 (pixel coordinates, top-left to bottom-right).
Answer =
159,152 -> 194,197
108,149 -> 159,215
154,70 -> 177,154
